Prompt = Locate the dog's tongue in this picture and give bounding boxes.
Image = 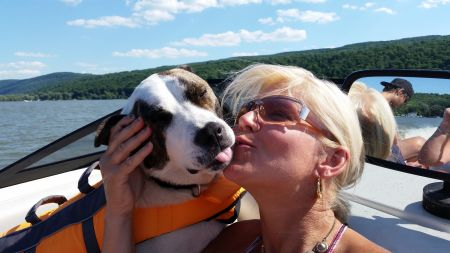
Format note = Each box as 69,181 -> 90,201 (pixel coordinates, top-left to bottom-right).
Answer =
215,147 -> 233,163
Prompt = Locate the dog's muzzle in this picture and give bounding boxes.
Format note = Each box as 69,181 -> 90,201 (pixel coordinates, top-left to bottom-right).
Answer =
194,122 -> 234,170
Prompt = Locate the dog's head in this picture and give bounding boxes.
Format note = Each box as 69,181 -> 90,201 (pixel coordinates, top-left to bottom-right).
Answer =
95,68 -> 235,186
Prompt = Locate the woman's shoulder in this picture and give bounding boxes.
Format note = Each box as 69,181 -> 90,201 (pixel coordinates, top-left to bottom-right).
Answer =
202,219 -> 261,253
339,227 -> 390,253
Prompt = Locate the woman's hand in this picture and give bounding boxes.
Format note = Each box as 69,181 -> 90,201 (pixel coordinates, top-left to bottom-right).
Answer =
99,115 -> 153,217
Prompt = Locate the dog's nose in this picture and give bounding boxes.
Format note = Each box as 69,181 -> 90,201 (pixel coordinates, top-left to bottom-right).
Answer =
194,122 -> 231,150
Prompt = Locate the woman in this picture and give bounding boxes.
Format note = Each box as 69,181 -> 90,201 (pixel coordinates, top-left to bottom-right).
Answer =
203,64 -> 387,252
100,64 -> 388,252
348,82 -> 397,160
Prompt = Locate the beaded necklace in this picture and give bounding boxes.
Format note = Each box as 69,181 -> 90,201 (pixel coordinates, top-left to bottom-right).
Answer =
245,220 -> 348,253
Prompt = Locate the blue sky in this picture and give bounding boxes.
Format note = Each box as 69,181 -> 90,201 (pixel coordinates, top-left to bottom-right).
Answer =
1,0 -> 449,80
360,77 -> 449,94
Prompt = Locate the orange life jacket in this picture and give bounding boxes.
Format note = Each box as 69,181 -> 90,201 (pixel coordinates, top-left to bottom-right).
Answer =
0,171 -> 245,253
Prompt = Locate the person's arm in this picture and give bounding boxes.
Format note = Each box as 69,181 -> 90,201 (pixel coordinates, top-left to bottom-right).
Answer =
418,108 -> 450,167
103,212 -> 135,253
99,116 -> 153,253
397,136 -> 427,162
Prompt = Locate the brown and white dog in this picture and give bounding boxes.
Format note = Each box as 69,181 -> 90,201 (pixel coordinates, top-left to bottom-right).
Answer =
95,68 -> 235,252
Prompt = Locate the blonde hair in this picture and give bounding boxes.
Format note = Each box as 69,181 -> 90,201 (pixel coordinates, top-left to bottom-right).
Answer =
349,82 -> 397,159
222,64 -> 365,190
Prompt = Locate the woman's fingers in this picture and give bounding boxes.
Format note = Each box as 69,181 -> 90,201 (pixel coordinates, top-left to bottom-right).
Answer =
108,116 -> 145,154
100,115 -> 153,178
121,142 -> 154,174
111,126 -> 152,164
110,115 -> 135,138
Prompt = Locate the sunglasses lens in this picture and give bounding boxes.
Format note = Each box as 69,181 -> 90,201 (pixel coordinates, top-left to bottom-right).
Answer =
234,96 -> 331,140
259,97 -> 300,124
235,96 -> 308,126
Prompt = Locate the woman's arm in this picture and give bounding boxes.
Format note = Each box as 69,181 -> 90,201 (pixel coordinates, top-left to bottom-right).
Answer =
418,108 -> 450,167
103,212 -> 135,253
99,116 -> 153,253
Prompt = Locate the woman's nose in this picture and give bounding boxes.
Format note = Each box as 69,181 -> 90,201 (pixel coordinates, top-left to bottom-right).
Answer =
236,110 -> 260,132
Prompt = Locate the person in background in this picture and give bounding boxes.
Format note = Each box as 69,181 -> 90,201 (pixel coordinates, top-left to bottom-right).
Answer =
380,78 -> 426,165
380,78 -> 414,109
348,82 -> 397,160
352,80 -> 449,169
203,64 -> 388,252
418,108 -> 450,169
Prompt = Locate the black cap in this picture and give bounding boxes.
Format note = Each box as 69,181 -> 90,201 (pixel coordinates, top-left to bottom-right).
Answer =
381,78 -> 414,98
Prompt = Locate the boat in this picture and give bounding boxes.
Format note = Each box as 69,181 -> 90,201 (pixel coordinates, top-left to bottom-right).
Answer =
0,69 -> 449,252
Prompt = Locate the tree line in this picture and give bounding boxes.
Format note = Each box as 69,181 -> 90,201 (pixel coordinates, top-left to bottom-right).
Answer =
0,35 -> 449,109
394,93 -> 450,117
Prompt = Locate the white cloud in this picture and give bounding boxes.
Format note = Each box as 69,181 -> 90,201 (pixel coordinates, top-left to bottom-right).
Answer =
15,52 -> 54,58
131,0 -> 261,20
246,27 -> 307,42
0,61 -> 47,79
112,47 -> 208,58
68,0 -> 328,28
298,0 -> 326,2
0,61 -> 46,69
363,2 -> 375,9
269,0 -> 326,4
61,0 -> 82,6
258,17 -> 276,25
374,7 -> 396,14
69,0 -> 264,28
276,9 -> 339,23
132,9 -> 175,25
0,69 -> 42,79
67,16 -> 139,28
269,0 -> 292,4
176,27 -> 307,47
68,0 -> 329,28
133,0 -> 216,13
232,52 -> 259,56
342,2 -> 376,10
342,4 -> 358,10
342,2 -> 397,14
419,0 -> 450,8
221,0 -> 262,6
179,31 -> 242,46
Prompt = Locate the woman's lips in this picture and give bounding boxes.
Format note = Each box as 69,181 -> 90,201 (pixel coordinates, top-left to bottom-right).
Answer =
235,143 -> 253,148
234,136 -> 255,149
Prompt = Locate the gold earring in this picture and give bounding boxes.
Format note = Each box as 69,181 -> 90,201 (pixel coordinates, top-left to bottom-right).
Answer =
317,177 -> 323,199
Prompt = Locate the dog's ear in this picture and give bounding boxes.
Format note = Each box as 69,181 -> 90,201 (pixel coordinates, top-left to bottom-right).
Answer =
215,99 -> 223,118
94,115 -> 126,147
177,64 -> 193,73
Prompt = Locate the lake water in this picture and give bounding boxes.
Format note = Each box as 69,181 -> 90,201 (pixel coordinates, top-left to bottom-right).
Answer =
0,100 -> 443,169
0,100 -> 125,169
397,116 -> 442,139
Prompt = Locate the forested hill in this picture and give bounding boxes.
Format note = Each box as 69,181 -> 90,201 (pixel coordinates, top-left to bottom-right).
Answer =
0,35 -> 449,101
0,72 -> 91,95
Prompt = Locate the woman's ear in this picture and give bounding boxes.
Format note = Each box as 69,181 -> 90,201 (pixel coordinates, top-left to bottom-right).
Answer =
316,146 -> 350,178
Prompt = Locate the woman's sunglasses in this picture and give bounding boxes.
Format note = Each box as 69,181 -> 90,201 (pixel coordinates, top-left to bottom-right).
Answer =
235,95 -> 320,133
